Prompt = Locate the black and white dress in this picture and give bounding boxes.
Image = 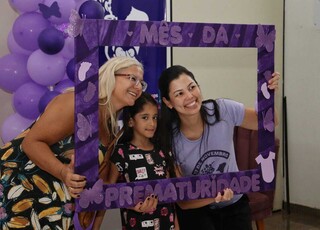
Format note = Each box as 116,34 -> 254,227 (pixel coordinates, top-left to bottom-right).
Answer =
110,143 -> 175,230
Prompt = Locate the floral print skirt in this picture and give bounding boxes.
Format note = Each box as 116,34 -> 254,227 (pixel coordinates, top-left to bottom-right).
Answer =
0,129 -> 74,229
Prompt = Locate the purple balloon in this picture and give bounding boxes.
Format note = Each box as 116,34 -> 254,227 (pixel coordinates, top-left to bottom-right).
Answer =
7,31 -> 32,56
38,27 -> 65,55
12,12 -> 50,51
38,90 -> 61,113
54,79 -> 74,93
0,54 -> 32,93
41,0 -> 76,24
27,49 -> 66,86
66,58 -> 76,82
60,37 -> 75,59
62,73 -> 69,80
75,0 -> 88,11
9,0 -> 44,12
1,113 -> 34,144
79,1 -> 105,19
13,82 -> 48,119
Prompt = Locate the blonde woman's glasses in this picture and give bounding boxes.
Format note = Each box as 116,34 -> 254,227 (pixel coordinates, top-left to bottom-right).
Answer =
115,74 -> 148,91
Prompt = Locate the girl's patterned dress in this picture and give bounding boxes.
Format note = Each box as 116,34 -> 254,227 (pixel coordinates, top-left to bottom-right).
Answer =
110,142 -> 175,230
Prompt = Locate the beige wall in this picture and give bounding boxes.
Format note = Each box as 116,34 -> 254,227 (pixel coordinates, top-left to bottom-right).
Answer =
0,2 -> 18,144
171,0 -> 283,109
285,0 -> 320,209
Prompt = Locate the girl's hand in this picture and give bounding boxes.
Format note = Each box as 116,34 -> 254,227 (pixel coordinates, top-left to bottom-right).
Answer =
61,155 -> 86,198
268,72 -> 280,90
132,194 -> 158,213
214,188 -> 234,203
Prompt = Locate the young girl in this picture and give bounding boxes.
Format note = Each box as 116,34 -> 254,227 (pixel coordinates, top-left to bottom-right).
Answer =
107,92 -> 178,230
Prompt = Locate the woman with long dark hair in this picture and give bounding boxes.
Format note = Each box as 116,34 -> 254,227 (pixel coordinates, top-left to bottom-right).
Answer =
158,65 -> 279,230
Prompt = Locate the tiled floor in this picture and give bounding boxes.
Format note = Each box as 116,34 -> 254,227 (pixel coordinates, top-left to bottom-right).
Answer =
105,208 -> 320,229
253,210 -> 320,230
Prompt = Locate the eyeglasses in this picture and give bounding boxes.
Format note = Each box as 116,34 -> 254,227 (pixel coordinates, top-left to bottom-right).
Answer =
115,73 -> 148,91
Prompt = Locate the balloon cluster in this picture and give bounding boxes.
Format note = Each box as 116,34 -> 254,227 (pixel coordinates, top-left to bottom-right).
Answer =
0,0 -> 105,143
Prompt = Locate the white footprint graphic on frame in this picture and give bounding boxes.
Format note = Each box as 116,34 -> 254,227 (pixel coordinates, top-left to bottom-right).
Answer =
261,82 -> 270,99
78,62 -> 92,82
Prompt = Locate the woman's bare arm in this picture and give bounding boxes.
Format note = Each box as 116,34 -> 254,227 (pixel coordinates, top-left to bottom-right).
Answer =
21,92 -> 86,196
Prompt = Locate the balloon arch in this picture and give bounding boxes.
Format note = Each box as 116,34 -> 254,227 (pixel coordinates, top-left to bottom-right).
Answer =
0,0 -> 105,143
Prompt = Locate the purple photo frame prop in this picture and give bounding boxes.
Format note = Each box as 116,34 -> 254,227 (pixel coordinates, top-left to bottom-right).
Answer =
74,19 -> 275,212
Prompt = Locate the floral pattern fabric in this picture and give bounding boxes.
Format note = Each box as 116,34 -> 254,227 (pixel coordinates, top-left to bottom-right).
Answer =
0,127 -> 106,230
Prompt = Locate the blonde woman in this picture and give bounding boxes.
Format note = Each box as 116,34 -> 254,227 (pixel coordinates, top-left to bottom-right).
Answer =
0,57 -> 145,229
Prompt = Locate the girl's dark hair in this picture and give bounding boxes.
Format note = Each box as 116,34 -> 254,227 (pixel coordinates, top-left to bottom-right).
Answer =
158,65 -> 221,177
118,92 -> 158,144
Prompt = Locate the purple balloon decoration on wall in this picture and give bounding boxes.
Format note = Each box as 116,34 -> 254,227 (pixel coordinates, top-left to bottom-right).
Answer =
13,82 -> 48,119
1,0 -> 80,145
38,90 -> 61,113
38,27 -> 65,55
66,58 -> 76,82
27,49 -> 66,86
41,0 -> 76,24
7,31 -> 32,56
9,0 -> 44,13
78,1 -> 105,19
75,0 -> 88,11
12,12 -> 50,51
0,113 -> 34,144
0,53 -> 32,93
60,37 -> 75,59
